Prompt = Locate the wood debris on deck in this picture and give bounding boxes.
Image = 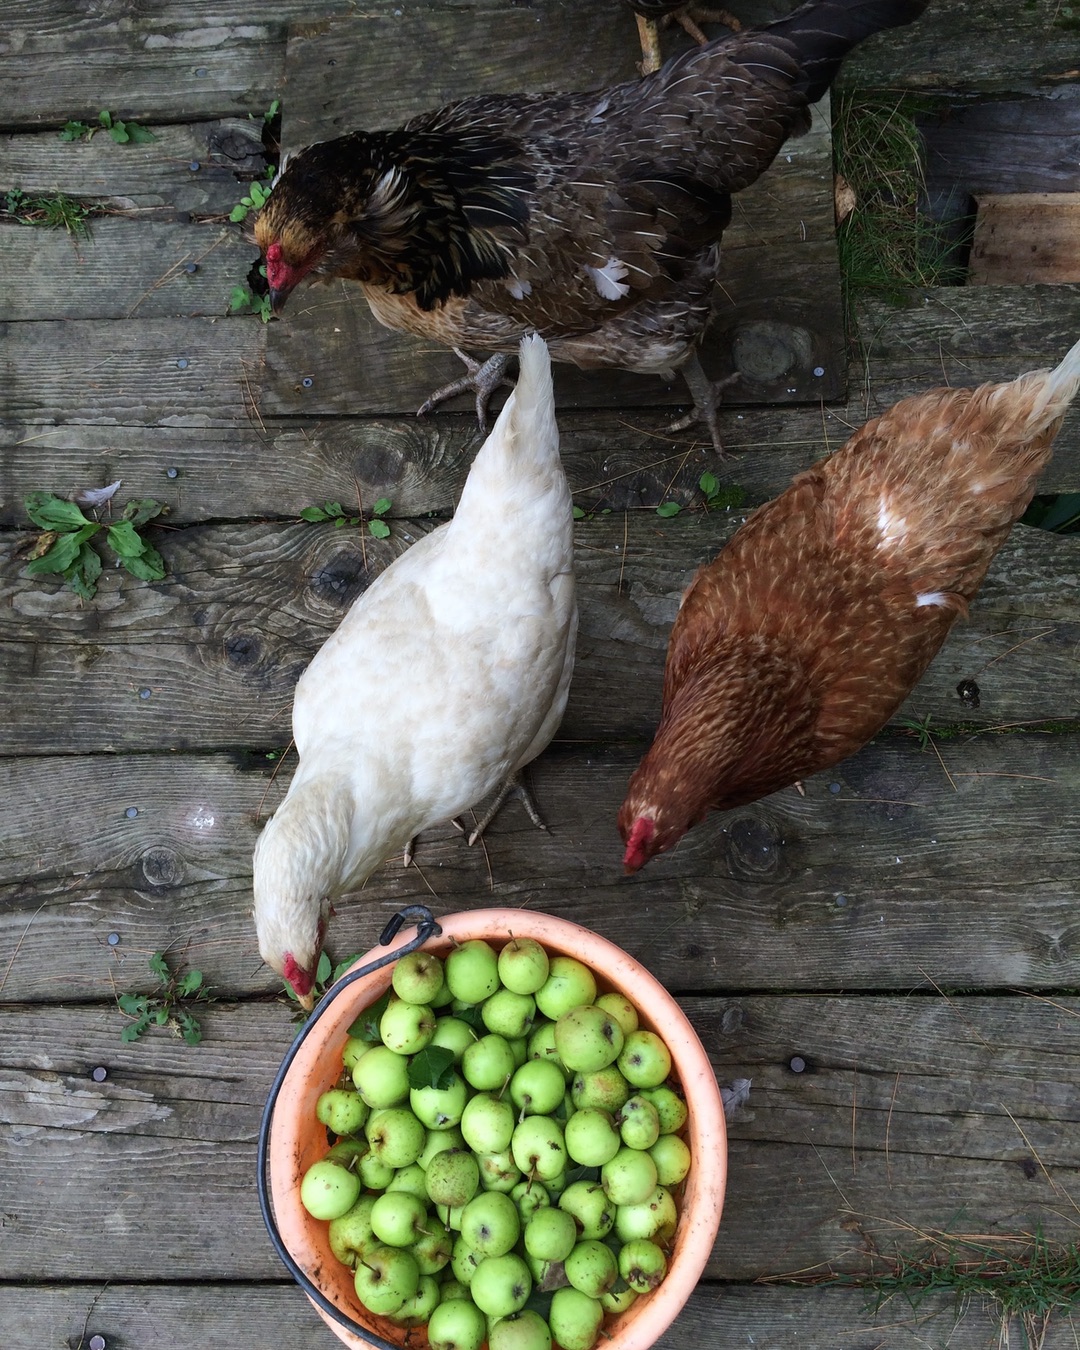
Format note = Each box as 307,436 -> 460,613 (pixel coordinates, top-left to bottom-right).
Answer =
2,2 -> 1080,1349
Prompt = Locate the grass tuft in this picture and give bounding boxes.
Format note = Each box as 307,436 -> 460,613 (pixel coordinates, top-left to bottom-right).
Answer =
833,92 -> 964,309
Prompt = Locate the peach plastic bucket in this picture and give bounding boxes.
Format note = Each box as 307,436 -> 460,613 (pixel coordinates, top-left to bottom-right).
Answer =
263,907 -> 727,1349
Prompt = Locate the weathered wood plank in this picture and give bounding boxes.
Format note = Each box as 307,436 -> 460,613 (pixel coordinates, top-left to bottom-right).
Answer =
0,21 -> 286,126
1,733 -> 1079,1002
2,1282 -> 1030,1350
0,316 -> 262,424
922,88 -> 1080,199
262,8 -> 845,415
0,119 -> 265,214
835,0 -> 1080,95
0,220 -> 257,321
969,194 -> 1080,286
3,998 -> 1079,1283
1,515 -> 1078,754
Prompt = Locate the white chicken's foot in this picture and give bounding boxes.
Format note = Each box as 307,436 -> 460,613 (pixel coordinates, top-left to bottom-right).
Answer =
403,818 -> 466,868
467,773 -> 548,847
416,350 -> 516,432
669,353 -> 740,455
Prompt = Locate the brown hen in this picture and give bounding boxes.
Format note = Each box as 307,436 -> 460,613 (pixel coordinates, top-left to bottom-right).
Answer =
619,337 -> 1080,872
255,0 -> 927,451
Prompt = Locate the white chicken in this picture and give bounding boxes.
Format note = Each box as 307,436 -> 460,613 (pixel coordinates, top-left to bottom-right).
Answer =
253,335 -> 576,1009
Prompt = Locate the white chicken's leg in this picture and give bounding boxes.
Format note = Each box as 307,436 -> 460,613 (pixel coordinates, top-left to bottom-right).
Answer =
403,817 -> 466,868
467,773 -> 548,847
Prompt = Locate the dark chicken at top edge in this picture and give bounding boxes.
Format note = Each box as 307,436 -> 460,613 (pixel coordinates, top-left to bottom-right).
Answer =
256,0 -> 929,452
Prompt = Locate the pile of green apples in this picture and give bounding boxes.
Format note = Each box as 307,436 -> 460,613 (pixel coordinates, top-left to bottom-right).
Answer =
297,936 -> 692,1350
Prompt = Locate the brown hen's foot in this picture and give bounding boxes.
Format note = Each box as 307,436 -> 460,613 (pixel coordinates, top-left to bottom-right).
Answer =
636,6 -> 742,75
416,350 -> 516,432
467,773 -> 548,847
669,352 -> 740,455
403,817 -> 465,867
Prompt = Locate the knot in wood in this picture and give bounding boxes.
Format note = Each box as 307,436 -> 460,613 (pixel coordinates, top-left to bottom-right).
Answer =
726,815 -> 784,881
731,321 -> 813,384
140,846 -> 186,888
224,632 -> 264,669
309,551 -> 369,608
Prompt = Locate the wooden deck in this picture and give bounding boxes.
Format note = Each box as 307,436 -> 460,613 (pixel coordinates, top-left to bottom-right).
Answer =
3,2 -> 1080,1347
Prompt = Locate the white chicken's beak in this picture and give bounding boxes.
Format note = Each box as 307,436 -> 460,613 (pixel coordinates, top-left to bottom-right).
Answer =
298,990 -> 316,1013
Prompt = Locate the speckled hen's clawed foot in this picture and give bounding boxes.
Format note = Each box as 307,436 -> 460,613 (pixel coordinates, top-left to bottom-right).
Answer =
416,350 -> 516,431
669,352 -> 741,455
467,773 -> 548,847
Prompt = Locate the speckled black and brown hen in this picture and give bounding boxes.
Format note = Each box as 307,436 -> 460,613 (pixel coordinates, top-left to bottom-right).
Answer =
624,0 -> 743,75
257,0 -> 928,451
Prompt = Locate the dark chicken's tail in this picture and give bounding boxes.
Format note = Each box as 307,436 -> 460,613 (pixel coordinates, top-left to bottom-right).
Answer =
763,0 -> 929,103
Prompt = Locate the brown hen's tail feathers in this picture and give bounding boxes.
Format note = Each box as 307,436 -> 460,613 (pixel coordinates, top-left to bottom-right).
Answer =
991,335 -> 1080,440
765,0 -> 930,103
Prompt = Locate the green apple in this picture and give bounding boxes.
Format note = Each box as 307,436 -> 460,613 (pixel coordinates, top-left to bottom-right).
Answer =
477,1148 -> 522,1192
489,1308 -> 553,1350
418,1125 -> 465,1171
365,1107 -> 426,1169
324,1138 -> 367,1167
316,1088 -> 369,1137
557,1181 -> 615,1240
526,1021 -> 565,1072
392,950 -> 445,1005
445,940 -> 501,1003
511,1116 -> 567,1182
352,1244 -> 419,1315
523,1205 -> 577,1262
390,1272 -> 441,1326
509,1059 -> 566,1116
554,1005 -> 624,1073
436,1201 -> 468,1232
617,1095 -> 661,1150
639,1085 -> 688,1134
430,1016 -> 479,1062
600,1146 -> 658,1205
352,1044 -> 411,1107
409,1218 -> 452,1274
595,991 -> 638,1036
327,1194 -> 378,1268
534,956 -> 597,1020
564,1238 -> 618,1297
380,998 -> 437,1055
497,937 -> 550,994
438,1278 -> 471,1303
548,1285 -> 604,1350
425,1147 -> 481,1208
649,1133 -> 691,1185
357,1150 -> 395,1190
462,1034 -> 516,1091
387,1162 -> 429,1199
619,1237 -> 668,1292
482,988 -> 536,1039
511,1178 -> 551,1222
570,1066 -> 630,1113
617,1030 -> 672,1088
508,1036 -> 529,1067
469,1252 -> 532,1317
370,1190 -> 429,1246
613,1185 -> 678,1242
410,1071 -> 469,1129
460,1189 -> 521,1256
450,1234 -> 485,1286
299,1159 -> 361,1221
600,1284 -> 638,1314
427,1296 -> 487,1350
564,1107 -> 622,1167
461,1092 -> 516,1154
341,1035 -> 370,1072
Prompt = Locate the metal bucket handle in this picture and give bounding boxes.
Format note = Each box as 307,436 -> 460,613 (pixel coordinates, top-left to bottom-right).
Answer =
256,904 -> 443,1349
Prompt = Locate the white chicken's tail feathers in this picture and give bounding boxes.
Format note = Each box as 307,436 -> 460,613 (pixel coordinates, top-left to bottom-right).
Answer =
991,335 -> 1080,439
501,333 -> 557,461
